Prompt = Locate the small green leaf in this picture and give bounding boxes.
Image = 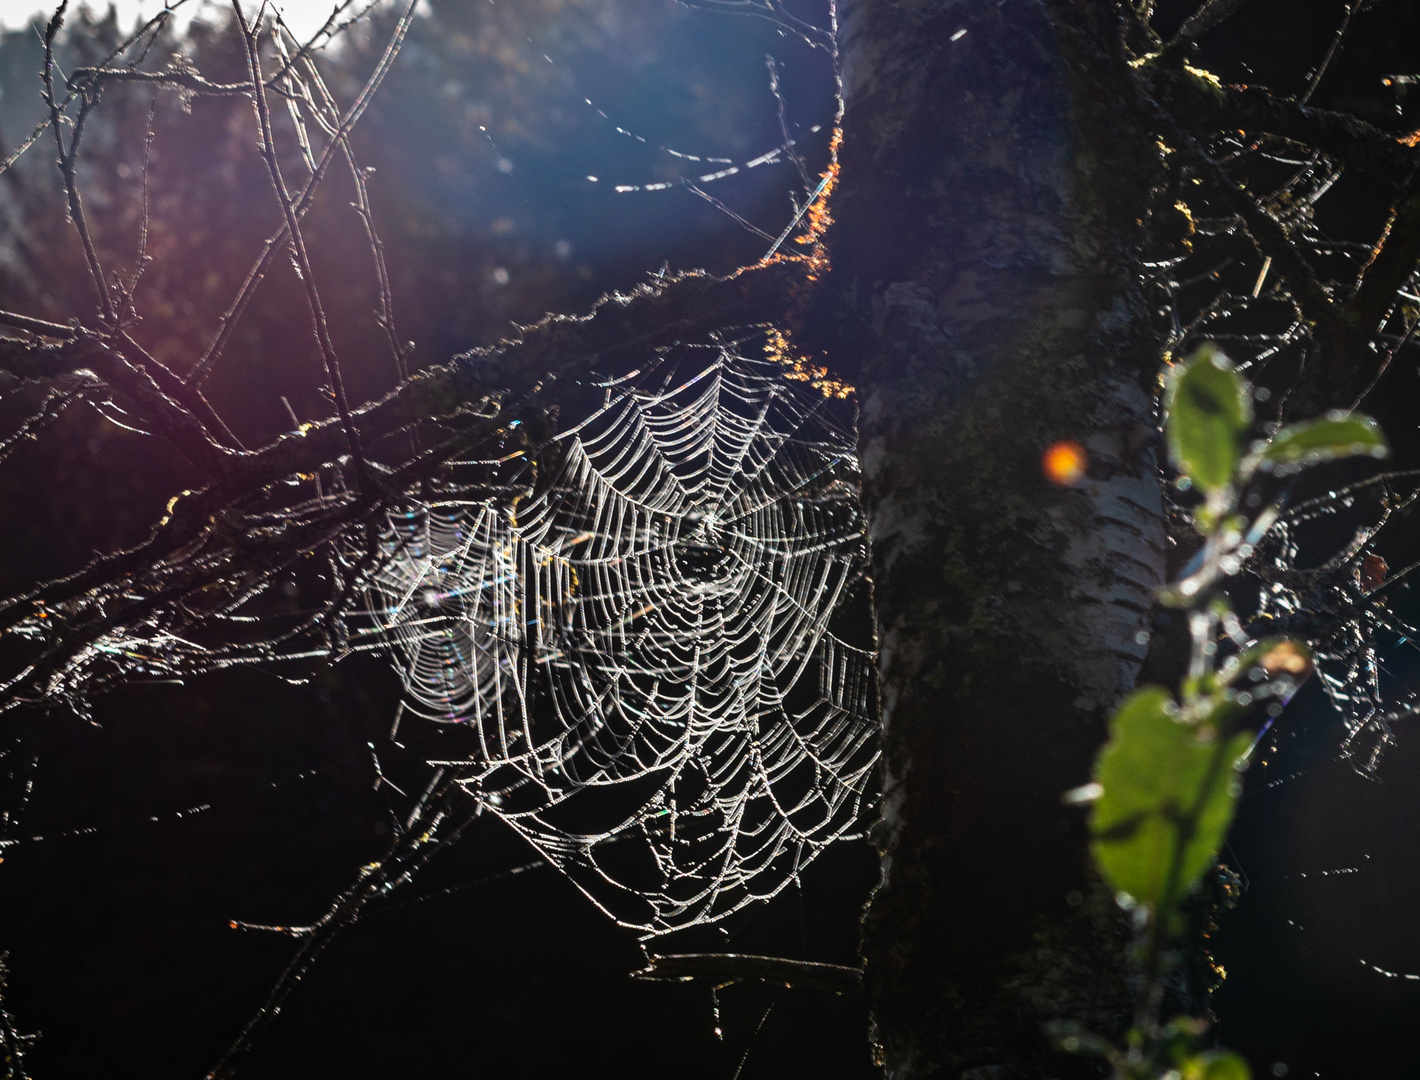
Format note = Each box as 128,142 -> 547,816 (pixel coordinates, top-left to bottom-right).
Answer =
1259,412 -> 1387,473
1090,687 -> 1252,929
1165,346 -> 1252,495
1180,1050 -> 1251,1080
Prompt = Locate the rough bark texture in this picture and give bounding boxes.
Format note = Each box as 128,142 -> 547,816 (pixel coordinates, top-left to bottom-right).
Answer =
828,2 -> 1168,1075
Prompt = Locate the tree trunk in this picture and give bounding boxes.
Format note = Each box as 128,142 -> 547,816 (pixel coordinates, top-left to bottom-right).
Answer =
828,2 -> 1168,1075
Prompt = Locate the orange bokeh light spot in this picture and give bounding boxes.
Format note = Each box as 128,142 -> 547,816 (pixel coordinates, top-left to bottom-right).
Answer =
1043,440 -> 1087,486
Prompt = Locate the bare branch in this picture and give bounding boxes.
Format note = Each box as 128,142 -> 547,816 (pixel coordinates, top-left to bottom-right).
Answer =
1153,66 -> 1419,184
1171,0 -> 1259,45
43,3 -> 116,326
1349,190 -> 1420,332
0,309 -> 78,339
1178,130 -> 1345,337
1287,187 -> 1420,412
205,773 -> 480,1080
0,333 -> 230,472
2,0 -> 191,178
235,4 -> 370,490
185,0 -> 419,386
1298,0 -> 1362,106
0,262 -> 806,679
67,66 -> 250,97
113,330 -> 246,451
287,28 -> 409,388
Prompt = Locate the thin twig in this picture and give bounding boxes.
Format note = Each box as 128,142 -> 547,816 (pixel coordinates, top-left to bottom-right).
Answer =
124,99 -> 158,315
206,775 -> 481,1080
1,0 -> 191,178
288,27 -> 410,388
185,0 -> 419,386
0,381 -> 92,469
234,3 -> 370,492
113,330 -> 246,451
266,0 -> 387,84
1171,0 -> 1258,45
1298,0 -> 1362,106
0,309 -> 77,339
43,2 -> 115,326
67,67 -> 250,97
1158,108 -> 1343,337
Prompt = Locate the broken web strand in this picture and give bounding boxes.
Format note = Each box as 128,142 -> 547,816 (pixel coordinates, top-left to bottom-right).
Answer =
576,2 -> 842,249
361,334 -> 877,934
457,1 -> 839,246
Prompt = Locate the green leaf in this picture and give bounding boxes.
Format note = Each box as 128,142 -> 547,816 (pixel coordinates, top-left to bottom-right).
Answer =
1259,412 -> 1387,473
1165,346 -> 1252,495
1180,1050 -> 1251,1080
1090,687 -> 1252,930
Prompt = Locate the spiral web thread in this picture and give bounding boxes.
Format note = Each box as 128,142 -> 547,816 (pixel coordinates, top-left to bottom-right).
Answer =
360,335 -> 877,932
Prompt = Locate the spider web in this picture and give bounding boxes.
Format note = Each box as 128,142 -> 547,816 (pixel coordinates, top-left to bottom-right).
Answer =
359,334 -> 877,932
1144,123 -> 1420,774
1246,475 -> 1420,774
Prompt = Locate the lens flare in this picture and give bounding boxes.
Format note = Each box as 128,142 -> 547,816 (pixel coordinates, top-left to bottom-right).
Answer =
1043,440 -> 1087,486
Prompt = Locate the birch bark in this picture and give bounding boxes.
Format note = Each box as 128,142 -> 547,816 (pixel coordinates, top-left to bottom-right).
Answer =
829,2 -> 1169,1074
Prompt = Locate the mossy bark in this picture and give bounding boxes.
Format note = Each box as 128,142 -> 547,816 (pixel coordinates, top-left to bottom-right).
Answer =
827,1 -> 1168,1075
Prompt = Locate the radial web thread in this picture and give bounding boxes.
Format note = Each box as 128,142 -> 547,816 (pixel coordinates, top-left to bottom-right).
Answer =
361,337 -> 878,932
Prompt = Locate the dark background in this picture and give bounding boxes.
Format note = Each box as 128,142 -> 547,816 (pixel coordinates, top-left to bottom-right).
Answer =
0,1 -> 1419,1077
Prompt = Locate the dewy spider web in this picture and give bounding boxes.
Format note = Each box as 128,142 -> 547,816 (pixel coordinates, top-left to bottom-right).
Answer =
360,335 -> 877,932
1144,123 -> 1420,775
1248,475 -> 1420,775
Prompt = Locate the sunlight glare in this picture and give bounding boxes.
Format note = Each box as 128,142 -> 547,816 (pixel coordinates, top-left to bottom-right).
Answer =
0,0 -> 394,39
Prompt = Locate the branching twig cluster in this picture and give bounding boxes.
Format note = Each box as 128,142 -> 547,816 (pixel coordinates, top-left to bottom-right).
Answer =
21,0 -> 1419,722
0,2 -> 807,717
